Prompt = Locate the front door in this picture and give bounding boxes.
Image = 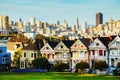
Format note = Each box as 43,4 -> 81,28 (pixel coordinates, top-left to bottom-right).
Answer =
111,59 -> 115,67
20,61 -> 25,69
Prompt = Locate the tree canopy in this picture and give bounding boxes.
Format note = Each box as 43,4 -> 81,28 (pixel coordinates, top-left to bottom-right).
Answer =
32,57 -> 50,70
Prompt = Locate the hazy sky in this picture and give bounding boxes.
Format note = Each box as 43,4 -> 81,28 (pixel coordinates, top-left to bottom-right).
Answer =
0,0 -> 120,26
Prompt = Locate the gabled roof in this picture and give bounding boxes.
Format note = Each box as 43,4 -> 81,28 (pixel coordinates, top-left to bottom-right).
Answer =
109,35 -> 120,47
80,38 -> 91,48
48,41 -> 59,49
23,43 -> 37,50
62,40 -> 75,48
91,36 -> 116,48
97,37 -> 114,48
7,42 -> 23,50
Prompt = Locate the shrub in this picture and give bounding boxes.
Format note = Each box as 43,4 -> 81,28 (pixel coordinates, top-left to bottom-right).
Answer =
93,61 -> 108,71
32,57 -> 50,70
117,62 -> 120,68
76,62 -> 89,71
54,63 -> 69,72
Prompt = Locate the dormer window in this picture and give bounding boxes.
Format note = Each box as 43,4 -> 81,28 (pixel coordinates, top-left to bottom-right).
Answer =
74,45 -> 77,47
16,44 -> 20,48
46,47 -> 49,50
60,45 -> 63,48
96,43 -> 99,46
81,45 -> 83,48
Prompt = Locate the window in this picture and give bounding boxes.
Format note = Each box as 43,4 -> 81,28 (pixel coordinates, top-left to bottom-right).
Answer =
92,50 -> 95,55
52,54 -> 54,59
77,44 -> 80,47
2,58 -> 5,63
16,44 -> 20,48
96,43 -> 99,46
5,57 -> 9,62
43,54 -> 46,58
47,54 -> 50,58
31,53 -> 33,58
24,53 -> 26,57
74,45 -> 77,47
0,49 -> 2,53
20,62 -> 24,68
34,53 -> 36,58
60,45 -> 63,48
99,50 -> 103,56
74,52 -> 77,57
2,56 -> 10,63
46,47 -> 49,50
81,45 -> 83,48
80,51 -> 84,57
104,50 -> 106,56
63,53 -> 67,58
116,42 -> 120,46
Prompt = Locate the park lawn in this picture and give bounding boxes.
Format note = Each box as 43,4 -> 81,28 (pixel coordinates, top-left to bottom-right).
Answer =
0,72 -> 120,80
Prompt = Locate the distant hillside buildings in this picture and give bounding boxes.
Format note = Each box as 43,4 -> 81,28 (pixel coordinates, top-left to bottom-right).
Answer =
0,12 -> 120,39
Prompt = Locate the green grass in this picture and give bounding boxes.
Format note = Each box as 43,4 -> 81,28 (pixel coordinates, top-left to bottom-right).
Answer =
0,72 -> 120,80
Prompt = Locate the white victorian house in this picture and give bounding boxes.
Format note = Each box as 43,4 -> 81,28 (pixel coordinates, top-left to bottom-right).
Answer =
71,39 -> 91,70
40,41 -> 58,65
89,37 -> 110,68
109,36 -> 120,67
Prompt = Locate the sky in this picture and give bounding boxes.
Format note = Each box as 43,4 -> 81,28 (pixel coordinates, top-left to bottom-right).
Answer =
0,0 -> 120,26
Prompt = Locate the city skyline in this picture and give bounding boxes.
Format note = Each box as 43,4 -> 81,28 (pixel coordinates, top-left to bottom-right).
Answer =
0,0 -> 120,26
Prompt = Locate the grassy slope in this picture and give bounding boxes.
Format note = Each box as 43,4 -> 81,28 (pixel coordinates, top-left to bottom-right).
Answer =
0,72 -> 120,80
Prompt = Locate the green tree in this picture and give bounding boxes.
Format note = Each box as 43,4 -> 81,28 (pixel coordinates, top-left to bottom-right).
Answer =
54,63 -> 69,72
76,62 -> 89,71
32,57 -> 50,70
12,50 -> 22,68
93,61 -> 108,71
117,62 -> 120,68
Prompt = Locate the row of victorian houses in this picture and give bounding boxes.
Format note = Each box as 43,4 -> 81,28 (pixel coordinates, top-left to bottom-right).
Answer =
0,35 -> 120,70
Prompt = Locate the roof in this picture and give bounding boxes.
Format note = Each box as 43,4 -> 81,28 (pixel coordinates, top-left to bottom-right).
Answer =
23,43 -> 37,50
9,35 -> 29,44
80,38 -> 91,48
62,40 -> 75,48
93,36 -> 115,48
7,42 -> 23,50
48,41 -> 59,49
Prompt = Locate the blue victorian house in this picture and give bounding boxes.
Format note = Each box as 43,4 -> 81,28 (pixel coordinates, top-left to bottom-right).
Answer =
0,39 -> 11,65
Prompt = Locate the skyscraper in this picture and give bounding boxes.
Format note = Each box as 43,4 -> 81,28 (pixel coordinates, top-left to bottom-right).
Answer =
63,20 -> 68,29
75,17 -> 79,31
55,20 -> 60,26
81,22 -> 87,33
18,18 -> 23,30
0,16 -> 9,30
96,12 -> 103,26
30,17 -> 36,26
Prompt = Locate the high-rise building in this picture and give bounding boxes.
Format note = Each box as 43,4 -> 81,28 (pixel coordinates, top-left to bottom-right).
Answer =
18,18 -> 23,30
9,20 -> 14,26
63,20 -> 68,29
55,20 -> 60,26
81,22 -> 87,33
36,20 -> 42,28
23,21 -> 30,32
75,17 -> 79,31
96,12 -> 103,26
0,16 -> 2,29
30,17 -> 36,26
0,16 -> 9,30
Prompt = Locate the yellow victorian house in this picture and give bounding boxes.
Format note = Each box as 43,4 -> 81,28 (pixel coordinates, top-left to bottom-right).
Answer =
71,38 -> 91,70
